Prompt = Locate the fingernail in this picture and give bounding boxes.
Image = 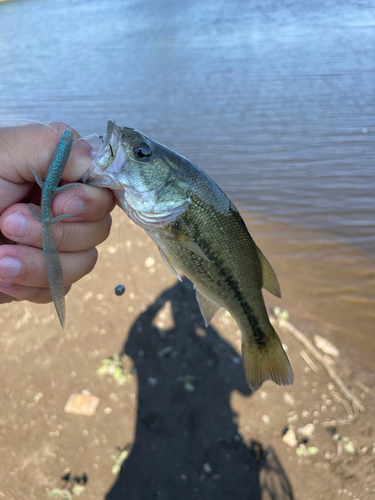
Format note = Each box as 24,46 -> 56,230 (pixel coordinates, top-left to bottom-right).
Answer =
63,196 -> 85,216
0,257 -> 22,279
3,212 -> 28,238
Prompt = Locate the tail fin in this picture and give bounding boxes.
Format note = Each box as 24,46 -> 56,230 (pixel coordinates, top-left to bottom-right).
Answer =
242,327 -> 293,391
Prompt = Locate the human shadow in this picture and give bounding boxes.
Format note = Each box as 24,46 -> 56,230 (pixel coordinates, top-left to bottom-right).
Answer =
106,280 -> 293,500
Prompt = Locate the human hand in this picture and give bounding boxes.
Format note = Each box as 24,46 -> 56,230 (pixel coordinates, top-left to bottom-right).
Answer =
0,122 -> 115,305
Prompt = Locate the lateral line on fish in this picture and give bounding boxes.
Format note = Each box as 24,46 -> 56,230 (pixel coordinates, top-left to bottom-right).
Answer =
28,128 -> 80,328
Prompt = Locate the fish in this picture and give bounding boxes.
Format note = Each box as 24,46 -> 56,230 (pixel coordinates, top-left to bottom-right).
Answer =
28,128 -> 79,328
84,119 -> 294,391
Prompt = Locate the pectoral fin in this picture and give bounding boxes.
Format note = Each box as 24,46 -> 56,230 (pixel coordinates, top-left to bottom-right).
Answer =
256,246 -> 281,298
169,227 -> 210,262
195,286 -> 221,327
159,248 -> 182,282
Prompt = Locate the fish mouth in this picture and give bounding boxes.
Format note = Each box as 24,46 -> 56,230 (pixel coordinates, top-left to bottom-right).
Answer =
82,119 -> 129,189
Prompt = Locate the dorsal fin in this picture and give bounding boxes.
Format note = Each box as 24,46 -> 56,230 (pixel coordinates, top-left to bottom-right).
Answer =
194,286 -> 221,327
255,246 -> 281,298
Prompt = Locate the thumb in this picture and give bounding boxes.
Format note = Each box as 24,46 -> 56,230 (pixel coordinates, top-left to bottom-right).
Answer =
0,122 -> 94,214
0,122 -> 93,185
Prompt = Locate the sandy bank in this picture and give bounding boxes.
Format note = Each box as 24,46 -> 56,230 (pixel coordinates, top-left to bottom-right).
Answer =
0,209 -> 374,499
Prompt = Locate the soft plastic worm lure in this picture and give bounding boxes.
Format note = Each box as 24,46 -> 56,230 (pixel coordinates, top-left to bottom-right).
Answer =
28,129 -> 79,328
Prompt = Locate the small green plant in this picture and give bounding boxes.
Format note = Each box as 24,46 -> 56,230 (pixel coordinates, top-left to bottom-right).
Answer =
178,374 -> 196,392
97,354 -> 136,385
296,444 -> 319,457
111,447 -> 129,475
331,432 -> 356,454
273,307 -> 289,320
48,471 -> 87,499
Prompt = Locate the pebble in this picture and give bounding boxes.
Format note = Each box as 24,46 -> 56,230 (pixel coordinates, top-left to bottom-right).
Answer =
64,393 -> 100,416
298,423 -> 315,439
284,392 -> 296,407
282,427 -> 298,448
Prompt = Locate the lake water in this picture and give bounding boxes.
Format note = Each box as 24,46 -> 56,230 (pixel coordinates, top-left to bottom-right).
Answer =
0,0 -> 374,363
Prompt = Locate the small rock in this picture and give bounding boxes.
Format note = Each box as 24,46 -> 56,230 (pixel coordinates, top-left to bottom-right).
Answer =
104,407 -> 112,415
284,392 -> 296,407
314,335 -> 340,357
297,423 -> 315,439
262,415 -> 270,425
64,393 -> 100,416
282,428 -> 298,448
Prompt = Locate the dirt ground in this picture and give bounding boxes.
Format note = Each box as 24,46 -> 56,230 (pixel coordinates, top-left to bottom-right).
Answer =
0,211 -> 374,500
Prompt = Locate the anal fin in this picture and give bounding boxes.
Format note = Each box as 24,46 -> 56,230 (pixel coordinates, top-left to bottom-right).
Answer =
256,245 -> 281,298
195,286 -> 221,327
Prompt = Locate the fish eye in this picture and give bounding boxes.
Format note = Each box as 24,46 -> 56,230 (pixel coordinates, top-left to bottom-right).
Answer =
133,143 -> 153,160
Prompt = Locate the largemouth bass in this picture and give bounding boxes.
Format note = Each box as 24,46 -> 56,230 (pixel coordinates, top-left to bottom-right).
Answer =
85,119 -> 293,391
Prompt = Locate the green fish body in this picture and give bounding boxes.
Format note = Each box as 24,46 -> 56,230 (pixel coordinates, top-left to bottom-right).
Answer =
85,120 -> 293,391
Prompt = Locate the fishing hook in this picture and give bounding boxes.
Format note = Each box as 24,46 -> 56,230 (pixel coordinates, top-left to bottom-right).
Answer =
99,134 -> 114,157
